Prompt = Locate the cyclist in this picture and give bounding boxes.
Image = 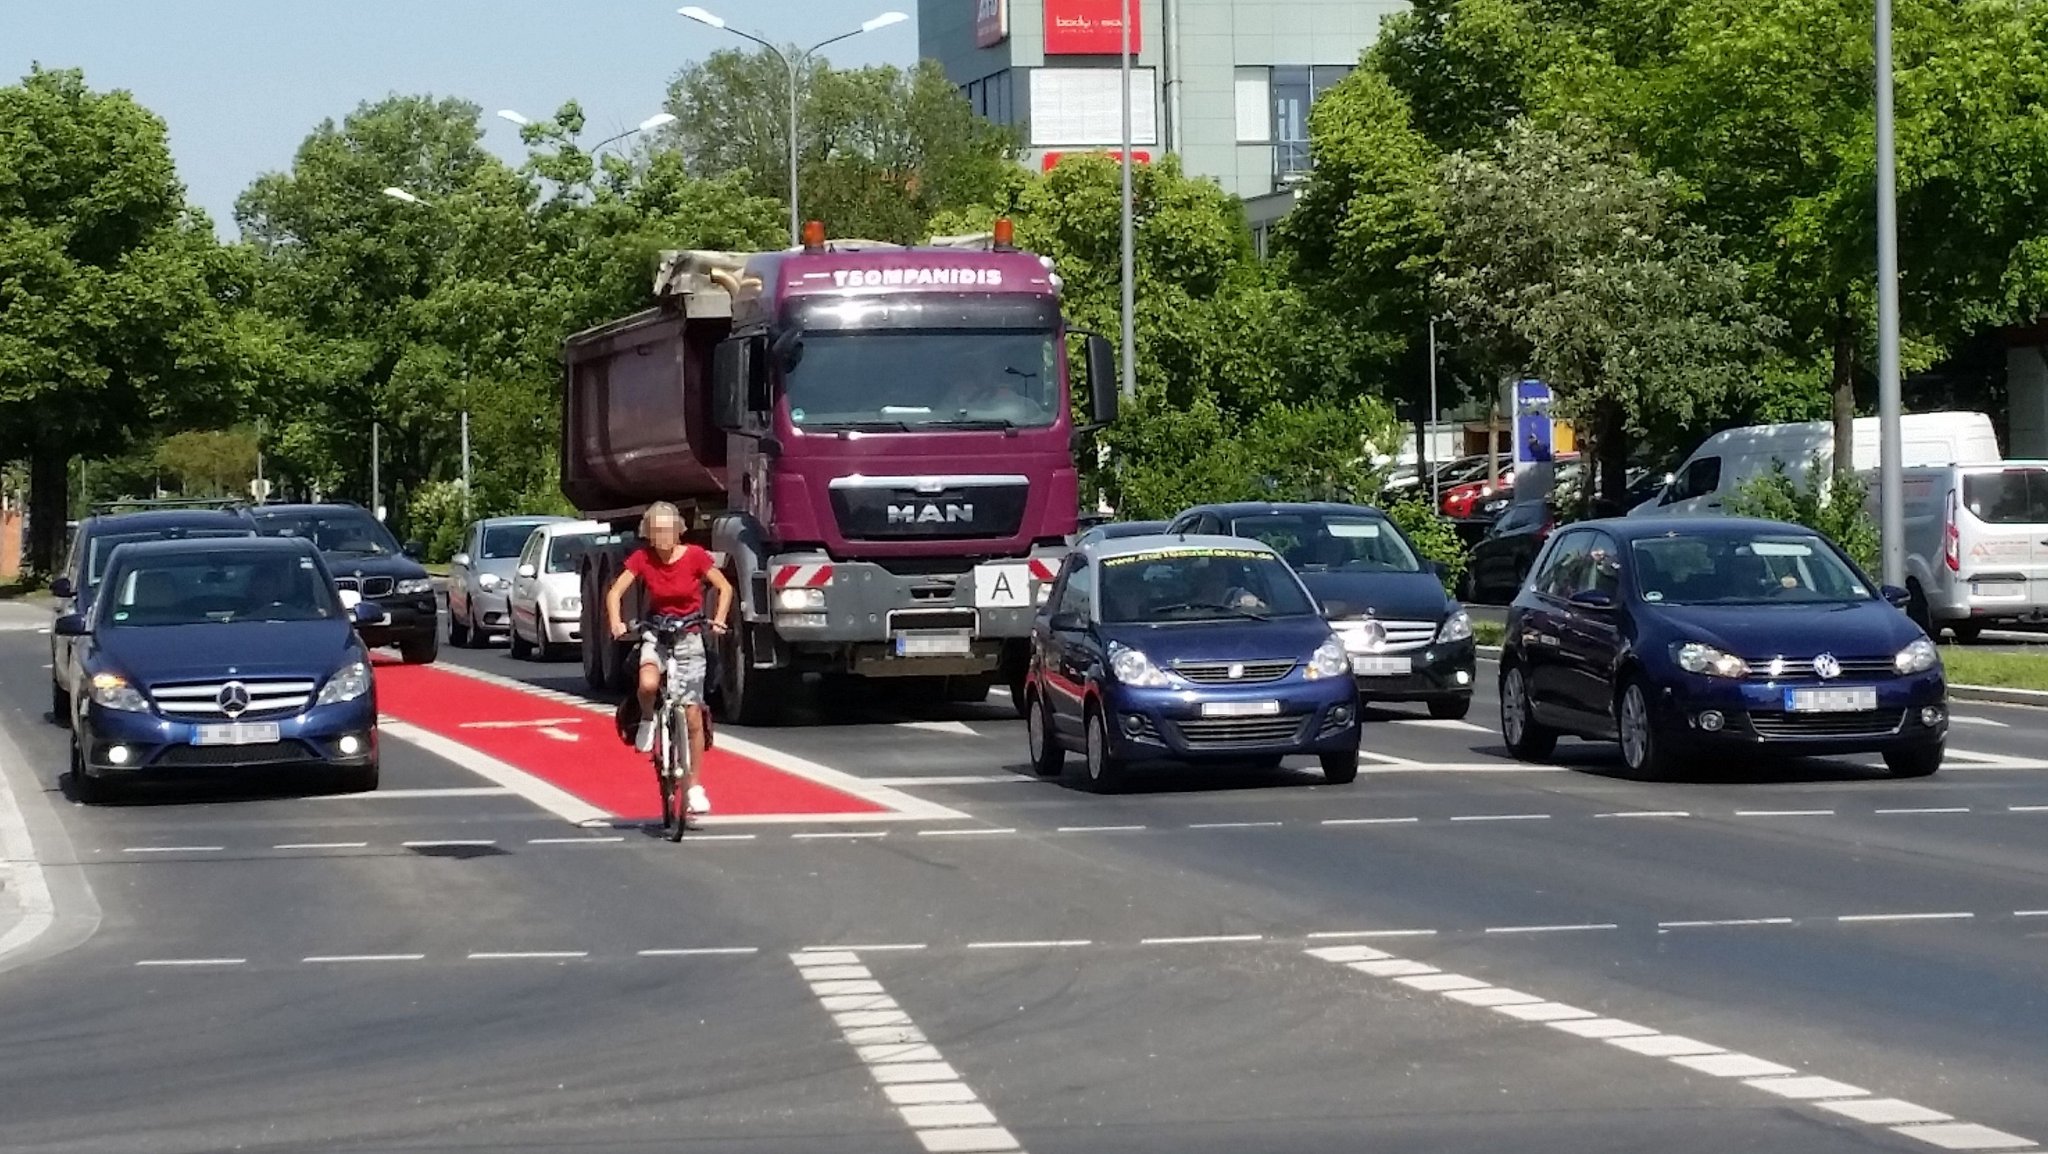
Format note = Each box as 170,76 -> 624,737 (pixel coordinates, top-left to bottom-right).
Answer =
604,501 -> 734,824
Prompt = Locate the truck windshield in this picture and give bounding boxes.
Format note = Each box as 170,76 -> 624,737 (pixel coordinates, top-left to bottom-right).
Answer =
785,330 -> 1059,431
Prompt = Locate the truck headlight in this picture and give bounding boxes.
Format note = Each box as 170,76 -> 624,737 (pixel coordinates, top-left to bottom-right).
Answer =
1674,641 -> 1749,678
316,661 -> 372,706
1894,636 -> 1940,675
1437,610 -> 1474,643
396,578 -> 434,596
1108,642 -> 1173,688
89,672 -> 149,712
776,587 -> 826,612
1305,635 -> 1351,680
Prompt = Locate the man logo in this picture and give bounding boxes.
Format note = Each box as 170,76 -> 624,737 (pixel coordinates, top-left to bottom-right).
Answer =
888,503 -> 975,526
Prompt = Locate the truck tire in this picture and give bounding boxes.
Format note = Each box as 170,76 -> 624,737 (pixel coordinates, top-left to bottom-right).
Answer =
718,624 -> 787,727
581,565 -> 607,691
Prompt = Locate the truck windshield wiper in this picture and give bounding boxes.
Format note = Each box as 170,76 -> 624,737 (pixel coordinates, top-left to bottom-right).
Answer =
925,418 -> 1019,432
817,420 -> 913,433
1151,600 -> 1270,621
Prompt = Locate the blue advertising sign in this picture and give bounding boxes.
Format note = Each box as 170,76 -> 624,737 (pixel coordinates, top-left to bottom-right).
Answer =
1512,379 -> 1554,505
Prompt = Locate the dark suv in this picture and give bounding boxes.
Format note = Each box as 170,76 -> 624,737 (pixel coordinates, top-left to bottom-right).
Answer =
247,503 -> 439,664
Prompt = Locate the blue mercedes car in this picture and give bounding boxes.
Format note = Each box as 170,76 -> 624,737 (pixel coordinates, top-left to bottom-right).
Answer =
1498,516 -> 1947,778
55,536 -> 385,802
1023,535 -> 1363,791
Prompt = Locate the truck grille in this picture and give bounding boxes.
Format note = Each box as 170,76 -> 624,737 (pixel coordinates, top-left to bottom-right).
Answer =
1335,619 -> 1439,654
1748,710 -> 1905,739
150,679 -> 317,719
1743,657 -> 1898,683
829,478 -> 1030,541
333,576 -> 395,597
1169,715 -> 1310,749
1172,660 -> 1296,685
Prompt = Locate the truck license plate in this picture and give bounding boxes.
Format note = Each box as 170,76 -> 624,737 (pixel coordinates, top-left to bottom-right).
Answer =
1351,656 -> 1411,677
1783,687 -> 1878,713
895,630 -> 972,657
193,723 -> 281,746
1201,700 -> 1280,718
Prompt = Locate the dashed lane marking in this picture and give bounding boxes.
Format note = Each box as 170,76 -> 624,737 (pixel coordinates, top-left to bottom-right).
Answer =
1484,923 -> 1617,935
274,841 -> 369,851
965,939 -> 1091,950
1303,943 -> 2038,1152
1055,824 -> 1145,833
467,950 -> 587,961
1735,809 -> 1836,817
638,947 -> 761,957
918,828 -> 1018,838
1659,918 -> 1795,929
1389,718 -> 1493,733
1140,934 -> 1262,945
1837,912 -> 1973,923
123,846 -> 223,854
135,958 -> 244,967
303,954 -> 424,963
1449,813 -> 1551,822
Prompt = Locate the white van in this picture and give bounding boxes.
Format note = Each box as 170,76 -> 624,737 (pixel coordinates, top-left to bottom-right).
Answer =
1893,462 -> 2048,639
1633,411 -> 2003,517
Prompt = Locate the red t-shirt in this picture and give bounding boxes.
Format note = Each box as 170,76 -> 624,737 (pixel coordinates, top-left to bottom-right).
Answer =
626,544 -> 715,617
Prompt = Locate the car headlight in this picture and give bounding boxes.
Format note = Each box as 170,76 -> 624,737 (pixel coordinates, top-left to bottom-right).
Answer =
477,573 -> 506,592
1674,641 -> 1750,678
557,595 -> 582,614
1306,635 -> 1351,680
776,587 -> 826,612
1108,642 -> 1174,688
88,672 -> 149,712
315,661 -> 372,706
1437,609 -> 1474,643
1894,636 -> 1940,675
396,578 -> 434,596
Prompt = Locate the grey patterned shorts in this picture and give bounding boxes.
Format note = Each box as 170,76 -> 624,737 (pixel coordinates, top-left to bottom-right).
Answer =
640,630 -> 707,707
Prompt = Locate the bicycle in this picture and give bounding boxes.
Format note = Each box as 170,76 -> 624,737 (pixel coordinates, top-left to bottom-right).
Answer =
633,613 -> 705,841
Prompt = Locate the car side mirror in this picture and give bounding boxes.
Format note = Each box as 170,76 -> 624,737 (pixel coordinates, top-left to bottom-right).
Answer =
1568,590 -> 1615,610
712,338 -> 750,432
351,602 -> 383,625
49,576 -> 75,600
1880,584 -> 1912,610
1085,334 -> 1119,426
452,552 -> 472,569
53,613 -> 90,637
517,563 -> 538,579
402,540 -> 425,561
337,588 -> 362,610
1050,610 -> 1086,632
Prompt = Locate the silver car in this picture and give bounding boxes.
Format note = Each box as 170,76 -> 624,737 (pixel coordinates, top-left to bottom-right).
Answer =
447,516 -> 571,647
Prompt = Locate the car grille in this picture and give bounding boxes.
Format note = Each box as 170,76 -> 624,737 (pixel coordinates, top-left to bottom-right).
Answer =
1172,659 -> 1296,685
1334,619 -> 1439,655
1169,715 -> 1310,749
150,679 -> 317,719
151,742 -> 313,768
1748,710 -> 1906,739
1743,657 -> 1898,683
333,576 -> 395,597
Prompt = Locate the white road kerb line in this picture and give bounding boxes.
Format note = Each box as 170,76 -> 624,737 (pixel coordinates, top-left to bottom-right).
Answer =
1303,945 -> 2038,1152
793,951 -> 1025,1154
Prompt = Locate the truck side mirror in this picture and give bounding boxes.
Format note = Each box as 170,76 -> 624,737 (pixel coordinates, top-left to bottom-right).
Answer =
1086,334 -> 1119,426
712,339 -> 749,431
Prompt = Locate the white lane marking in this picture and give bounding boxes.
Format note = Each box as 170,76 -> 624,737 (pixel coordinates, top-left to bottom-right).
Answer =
1139,934 -> 1262,945
303,954 -> 424,963
1450,813 -> 1551,822
791,951 -> 862,966
1322,817 -> 1420,826
1358,750 -> 1423,765
1393,718 -> 1491,733
275,841 -> 369,850
1360,763 -> 1571,773
459,718 -> 590,729
1056,824 -> 1145,833
2008,805 -> 2048,813
867,776 -> 1033,786
1596,811 -> 1691,819
1307,943 -> 2035,1150
136,958 -> 245,967
1838,912 -> 1973,923
382,720 -> 609,826
807,943 -> 929,953
1947,715 -> 2008,728
682,833 -> 757,841
2015,910 -> 2048,918
1187,821 -> 1283,830
917,828 -> 1018,838
529,836 -> 627,845
123,846 -> 223,853
1735,809 -> 1836,817
1875,807 -> 1970,815
310,786 -> 515,800
537,727 -> 578,743
1397,973 -> 1491,992
467,950 -> 587,960
638,947 -> 760,957
1484,923 -> 1616,935
1659,918 -> 1795,929
1307,928 -> 1435,939
1351,959 -> 1438,977
793,950 -> 1022,1153
965,939 -> 1091,950
894,721 -> 981,738
402,839 -> 496,849
792,831 -> 889,840
1305,946 -> 1393,963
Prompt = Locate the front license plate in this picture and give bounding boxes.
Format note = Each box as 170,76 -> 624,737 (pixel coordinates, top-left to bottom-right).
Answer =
1201,700 -> 1280,718
192,723 -> 282,746
895,630 -> 972,657
1351,656 -> 1411,677
1784,687 -> 1878,713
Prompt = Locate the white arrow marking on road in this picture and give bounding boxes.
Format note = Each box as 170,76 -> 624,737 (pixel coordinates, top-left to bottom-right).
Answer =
459,718 -> 585,729
538,727 -> 578,742
1948,715 -> 2008,728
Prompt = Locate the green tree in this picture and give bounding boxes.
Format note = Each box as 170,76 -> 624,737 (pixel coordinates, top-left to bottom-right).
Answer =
1725,459 -> 1880,575
156,428 -> 260,497
0,67 -> 252,571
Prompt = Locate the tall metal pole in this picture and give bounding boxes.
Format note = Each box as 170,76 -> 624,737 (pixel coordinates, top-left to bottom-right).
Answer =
371,422 -> 382,523
1874,0 -> 1905,587
460,410 -> 472,522
1118,0 -> 1137,401
786,54 -> 802,247
1428,317 -> 1442,510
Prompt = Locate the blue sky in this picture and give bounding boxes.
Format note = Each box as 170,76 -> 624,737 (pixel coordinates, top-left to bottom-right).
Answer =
4,1 -> 919,235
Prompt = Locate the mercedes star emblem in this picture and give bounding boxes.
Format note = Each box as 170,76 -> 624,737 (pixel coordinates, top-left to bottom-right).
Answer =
1361,620 -> 1387,652
217,681 -> 251,717
1813,653 -> 1842,680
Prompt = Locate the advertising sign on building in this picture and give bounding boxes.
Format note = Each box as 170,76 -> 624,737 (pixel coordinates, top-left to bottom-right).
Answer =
1041,150 -> 1151,171
975,0 -> 1009,47
1044,0 -> 1142,55
1512,378 -> 1555,503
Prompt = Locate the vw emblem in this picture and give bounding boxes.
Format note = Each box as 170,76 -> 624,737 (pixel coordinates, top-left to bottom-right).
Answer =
1813,653 -> 1842,680
1227,663 -> 1245,680
217,681 -> 251,718
1361,620 -> 1387,651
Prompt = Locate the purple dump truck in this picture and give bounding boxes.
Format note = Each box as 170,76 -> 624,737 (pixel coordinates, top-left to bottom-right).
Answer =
560,223 -> 1118,724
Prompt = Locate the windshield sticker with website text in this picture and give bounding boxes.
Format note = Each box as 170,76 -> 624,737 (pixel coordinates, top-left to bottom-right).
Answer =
1105,548 -> 1268,567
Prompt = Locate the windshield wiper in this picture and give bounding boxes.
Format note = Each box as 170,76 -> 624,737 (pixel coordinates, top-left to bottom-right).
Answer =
1151,600 -> 1270,622
817,420 -> 914,434
926,418 -> 1021,432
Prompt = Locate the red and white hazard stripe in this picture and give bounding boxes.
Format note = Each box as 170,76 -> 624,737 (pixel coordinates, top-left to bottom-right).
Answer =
1028,558 -> 1059,583
771,563 -> 835,589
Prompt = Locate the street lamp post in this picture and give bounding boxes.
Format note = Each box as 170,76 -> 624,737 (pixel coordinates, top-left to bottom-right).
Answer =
678,6 -> 909,248
1874,0 -> 1905,587
1119,0 -> 1136,402
1428,316 -> 1442,510
498,108 -> 677,158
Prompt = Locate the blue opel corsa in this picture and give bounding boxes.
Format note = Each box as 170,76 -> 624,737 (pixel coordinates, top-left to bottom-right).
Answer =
1498,517 -> 1948,778
1023,535 -> 1364,791
56,536 -> 385,802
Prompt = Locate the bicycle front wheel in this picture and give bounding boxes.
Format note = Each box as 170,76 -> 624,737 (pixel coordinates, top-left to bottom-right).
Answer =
663,705 -> 689,841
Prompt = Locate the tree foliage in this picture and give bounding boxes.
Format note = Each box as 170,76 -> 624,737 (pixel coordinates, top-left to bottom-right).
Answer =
1725,459 -> 1880,575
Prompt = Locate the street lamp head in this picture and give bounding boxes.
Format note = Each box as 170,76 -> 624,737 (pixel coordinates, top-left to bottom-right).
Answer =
639,112 -> 679,132
678,6 -> 726,29
862,10 -> 909,33
381,187 -> 422,205
496,109 -> 532,127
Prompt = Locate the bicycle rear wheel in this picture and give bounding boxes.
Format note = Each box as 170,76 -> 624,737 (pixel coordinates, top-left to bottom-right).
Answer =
663,705 -> 688,842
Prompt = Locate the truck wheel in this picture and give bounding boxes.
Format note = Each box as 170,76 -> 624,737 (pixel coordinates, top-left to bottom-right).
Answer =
581,574 -> 606,690
50,677 -> 70,727
719,626 -> 787,727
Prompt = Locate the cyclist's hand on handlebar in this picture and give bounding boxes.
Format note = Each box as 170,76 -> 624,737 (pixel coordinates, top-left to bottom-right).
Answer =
611,620 -> 632,641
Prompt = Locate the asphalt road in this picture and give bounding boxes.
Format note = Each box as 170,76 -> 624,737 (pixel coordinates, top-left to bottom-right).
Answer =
5,608 -> 2048,1153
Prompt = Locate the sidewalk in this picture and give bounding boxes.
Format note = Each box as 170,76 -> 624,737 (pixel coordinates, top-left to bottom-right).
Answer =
0,600 -> 53,964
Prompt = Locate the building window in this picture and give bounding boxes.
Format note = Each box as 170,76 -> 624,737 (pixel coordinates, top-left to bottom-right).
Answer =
1029,67 -> 1158,147
1271,65 -> 1354,181
1235,67 -> 1270,143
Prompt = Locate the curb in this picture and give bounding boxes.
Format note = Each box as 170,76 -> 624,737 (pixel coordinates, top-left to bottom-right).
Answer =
1948,684 -> 2048,708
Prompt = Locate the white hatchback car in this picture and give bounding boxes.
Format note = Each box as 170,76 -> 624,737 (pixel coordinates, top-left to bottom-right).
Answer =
508,520 -> 605,661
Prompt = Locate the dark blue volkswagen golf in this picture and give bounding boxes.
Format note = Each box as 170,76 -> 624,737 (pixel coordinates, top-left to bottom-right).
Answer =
1498,517 -> 1948,778
1022,535 -> 1363,791
55,536 -> 385,802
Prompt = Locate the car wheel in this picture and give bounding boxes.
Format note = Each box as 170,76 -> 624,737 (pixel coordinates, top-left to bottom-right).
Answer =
1499,664 -> 1557,761
1007,668 -> 1030,719
1616,678 -> 1684,779
1428,695 -> 1473,721
1906,580 -> 1934,636
1026,694 -> 1065,777
1884,744 -> 1943,778
400,631 -> 439,665
49,677 -> 70,727
70,740 -> 109,805
1949,622 -> 1984,645
337,761 -> 380,793
508,620 -> 533,660
1066,707 -> 1123,793
448,607 -> 473,649
1319,750 -> 1360,784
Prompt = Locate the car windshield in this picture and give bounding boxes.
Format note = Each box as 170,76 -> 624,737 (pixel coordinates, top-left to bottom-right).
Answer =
1630,533 -> 1873,606
252,510 -> 402,557
785,330 -> 1059,431
1229,513 -> 1422,573
483,524 -> 543,559
1099,548 -> 1319,623
101,552 -> 339,627
546,533 -> 596,574
87,529 -> 254,584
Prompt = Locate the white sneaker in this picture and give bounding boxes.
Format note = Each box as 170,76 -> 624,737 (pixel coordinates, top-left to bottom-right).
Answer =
634,721 -> 655,753
687,784 -> 711,814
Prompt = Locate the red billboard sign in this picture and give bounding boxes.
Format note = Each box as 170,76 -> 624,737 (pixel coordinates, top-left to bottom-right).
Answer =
1044,0 -> 1142,55
1041,150 -> 1152,171
975,0 -> 1009,47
